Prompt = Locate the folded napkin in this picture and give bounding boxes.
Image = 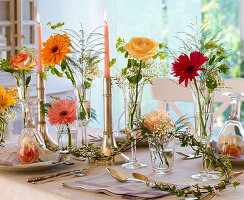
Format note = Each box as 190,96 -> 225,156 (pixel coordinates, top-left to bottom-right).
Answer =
63,174 -> 187,199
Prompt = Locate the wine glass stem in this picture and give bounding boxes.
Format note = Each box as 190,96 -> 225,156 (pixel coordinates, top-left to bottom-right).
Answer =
81,125 -> 87,147
131,136 -> 137,162
202,153 -> 206,173
201,144 -> 208,174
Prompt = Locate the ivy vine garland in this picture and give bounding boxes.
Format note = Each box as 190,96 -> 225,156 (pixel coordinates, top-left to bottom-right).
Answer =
47,126 -> 240,199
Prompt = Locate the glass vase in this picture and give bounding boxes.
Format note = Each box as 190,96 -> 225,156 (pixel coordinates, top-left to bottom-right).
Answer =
56,123 -> 78,153
148,136 -> 174,174
122,84 -> 147,169
15,73 -> 30,128
18,100 -> 47,165
191,88 -> 219,181
73,85 -> 91,147
0,114 -> 14,142
217,92 -> 244,158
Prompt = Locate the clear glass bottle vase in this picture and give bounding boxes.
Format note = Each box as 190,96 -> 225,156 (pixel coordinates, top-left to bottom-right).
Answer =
217,92 -> 244,158
191,88 -> 218,181
121,84 -> 147,169
73,85 -> 91,147
18,100 -> 47,165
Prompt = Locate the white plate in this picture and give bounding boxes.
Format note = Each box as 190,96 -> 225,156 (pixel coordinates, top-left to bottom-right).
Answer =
0,161 -> 62,172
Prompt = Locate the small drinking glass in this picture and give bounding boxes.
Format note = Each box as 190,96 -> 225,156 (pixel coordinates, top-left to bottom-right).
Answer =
56,123 -> 78,153
148,136 -> 174,174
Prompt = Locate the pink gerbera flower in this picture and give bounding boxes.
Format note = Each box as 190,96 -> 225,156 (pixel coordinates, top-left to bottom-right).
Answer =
47,99 -> 76,126
171,51 -> 208,87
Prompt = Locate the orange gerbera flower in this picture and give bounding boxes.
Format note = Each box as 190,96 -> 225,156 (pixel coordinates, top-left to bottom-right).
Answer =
41,34 -> 71,66
0,85 -> 17,110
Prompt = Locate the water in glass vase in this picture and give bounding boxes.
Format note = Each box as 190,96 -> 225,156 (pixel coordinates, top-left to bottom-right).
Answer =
56,124 -> 78,152
150,147 -> 174,174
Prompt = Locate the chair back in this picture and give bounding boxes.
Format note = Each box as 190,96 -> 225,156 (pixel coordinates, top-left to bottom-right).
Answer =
150,78 -> 244,132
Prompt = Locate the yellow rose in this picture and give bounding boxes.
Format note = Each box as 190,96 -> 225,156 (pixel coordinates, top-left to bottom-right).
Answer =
124,37 -> 158,61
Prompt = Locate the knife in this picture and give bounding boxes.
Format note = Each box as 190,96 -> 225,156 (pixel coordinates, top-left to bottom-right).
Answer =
27,168 -> 86,183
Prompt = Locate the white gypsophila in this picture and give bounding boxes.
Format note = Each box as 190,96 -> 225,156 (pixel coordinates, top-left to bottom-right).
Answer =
115,59 -> 168,88
3,109 -> 16,121
151,117 -> 175,138
84,62 -> 103,80
142,59 -> 168,84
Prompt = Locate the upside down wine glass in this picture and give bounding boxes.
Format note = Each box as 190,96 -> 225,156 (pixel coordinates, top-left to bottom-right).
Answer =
191,88 -> 219,181
217,92 -> 244,156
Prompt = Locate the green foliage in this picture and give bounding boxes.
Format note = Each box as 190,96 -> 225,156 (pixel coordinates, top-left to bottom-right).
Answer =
47,22 -> 65,30
108,58 -> 116,68
172,23 -> 230,92
202,0 -> 240,78
0,59 -> 15,73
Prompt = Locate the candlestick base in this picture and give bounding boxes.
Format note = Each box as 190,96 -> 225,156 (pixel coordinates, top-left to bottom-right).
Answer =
89,131 -> 129,165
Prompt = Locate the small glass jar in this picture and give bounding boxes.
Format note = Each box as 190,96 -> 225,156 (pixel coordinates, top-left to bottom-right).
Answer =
56,123 -> 78,152
148,136 -> 174,174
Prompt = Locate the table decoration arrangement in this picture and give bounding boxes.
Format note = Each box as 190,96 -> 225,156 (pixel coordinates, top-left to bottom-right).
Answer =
144,110 -> 176,174
109,36 -> 167,169
0,47 -> 37,127
137,120 -> 240,199
170,23 -> 231,181
46,98 -> 77,151
0,11 -> 243,200
41,23 -> 103,147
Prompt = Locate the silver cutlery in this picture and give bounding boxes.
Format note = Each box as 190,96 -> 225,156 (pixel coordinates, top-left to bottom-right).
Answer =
33,163 -> 98,184
132,172 -> 174,188
27,168 -> 86,183
27,163 -> 97,183
75,163 -> 97,177
106,168 -> 148,184
176,151 -> 202,160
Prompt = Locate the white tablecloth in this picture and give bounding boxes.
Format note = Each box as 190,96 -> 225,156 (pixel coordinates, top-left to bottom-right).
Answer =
0,129 -> 243,200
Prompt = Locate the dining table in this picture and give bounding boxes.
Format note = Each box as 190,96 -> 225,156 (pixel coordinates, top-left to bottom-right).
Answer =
0,127 -> 243,200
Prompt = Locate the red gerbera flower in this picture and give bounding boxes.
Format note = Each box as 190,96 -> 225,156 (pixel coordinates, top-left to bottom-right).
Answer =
171,51 -> 208,87
47,99 -> 77,126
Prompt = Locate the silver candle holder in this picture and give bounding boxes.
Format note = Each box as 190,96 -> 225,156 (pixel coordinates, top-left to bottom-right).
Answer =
36,72 -> 57,148
100,77 -> 129,165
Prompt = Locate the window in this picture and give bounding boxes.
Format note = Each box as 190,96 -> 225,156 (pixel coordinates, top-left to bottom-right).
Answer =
0,0 -> 37,87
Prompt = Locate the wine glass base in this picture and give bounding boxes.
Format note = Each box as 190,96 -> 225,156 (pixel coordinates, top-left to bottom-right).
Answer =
122,161 -> 147,169
191,173 -> 219,182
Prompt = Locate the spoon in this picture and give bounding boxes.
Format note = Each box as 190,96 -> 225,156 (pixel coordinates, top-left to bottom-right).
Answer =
132,172 -> 149,182
132,172 -> 171,187
106,168 -> 146,183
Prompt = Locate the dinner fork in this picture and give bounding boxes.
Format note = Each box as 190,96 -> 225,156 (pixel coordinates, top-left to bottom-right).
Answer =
75,163 -> 97,177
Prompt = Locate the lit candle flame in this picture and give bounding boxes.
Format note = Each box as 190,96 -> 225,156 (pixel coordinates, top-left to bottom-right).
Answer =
104,10 -> 107,24
37,12 -> 40,23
